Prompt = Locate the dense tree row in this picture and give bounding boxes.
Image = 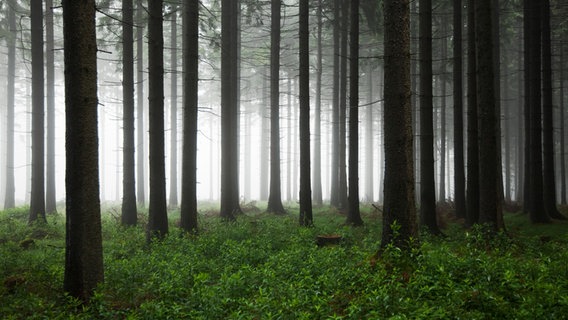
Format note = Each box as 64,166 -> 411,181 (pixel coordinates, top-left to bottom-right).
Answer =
0,0 -> 567,301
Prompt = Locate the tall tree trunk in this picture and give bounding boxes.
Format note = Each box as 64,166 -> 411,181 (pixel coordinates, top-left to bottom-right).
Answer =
475,0 -> 504,231
439,20 -> 448,202
419,0 -> 441,234
45,0 -> 56,214
180,0 -> 199,232
4,1 -> 16,209
29,0 -> 46,224
541,0 -> 564,219
338,0 -> 349,210
466,0 -> 479,226
260,70 -> 269,201
122,0 -> 138,226
453,0 -> 466,218
298,0 -> 313,226
220,0 -> 240,220
136,0 -> 146,207
313,0 -> 323,206
365,64 -> 374,202
267,0 -> 286,214
147,0 -> 169,240
347,0 -> 363,226
517,21 -> 524,204
63,0 -> 104,301
561,44 -> 566,205
330,0 -> 340,207
381,0 -> 417,249
169,9 -> 179,208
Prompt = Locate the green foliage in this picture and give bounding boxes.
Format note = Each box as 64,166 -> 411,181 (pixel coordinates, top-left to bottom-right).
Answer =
1,206 -> 568,319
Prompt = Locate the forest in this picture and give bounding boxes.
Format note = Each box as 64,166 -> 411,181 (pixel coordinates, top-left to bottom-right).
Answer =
1,0 -> 568,318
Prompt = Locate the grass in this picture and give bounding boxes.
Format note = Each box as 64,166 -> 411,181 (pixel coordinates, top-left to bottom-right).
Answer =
1,204 -> 567,319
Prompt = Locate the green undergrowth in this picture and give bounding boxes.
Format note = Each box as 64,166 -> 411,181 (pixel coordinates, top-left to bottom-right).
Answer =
1,205 -> 567,319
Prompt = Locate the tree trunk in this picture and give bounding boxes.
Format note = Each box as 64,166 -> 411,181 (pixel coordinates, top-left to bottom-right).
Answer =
260,70 -> 269,201
313,0 -> 323,206
122,0 -> 138,226
381,0 -> 417,249
347,0 -> 363,226
338,0 -> 349,210
475,0 -> 504,231
4,2 -> 16,209
147,0 -> 169,240
453,0 -> 466,218
330,0 -> 341,207
439,20 -> 448,203
365,64 -> 374,202
267,0 -> 286,214
419,0 -> 440,235
136,0 -> 146,207
180,0 -> 199,232
62,0 -> 104,301
466,0 -> 479,226
169,8 -> 179,208
45,0 -> 57,214
561,44 -> 566,205
29,0 -> 46,224
220,0 -> 240,220
298,0 -> 313,226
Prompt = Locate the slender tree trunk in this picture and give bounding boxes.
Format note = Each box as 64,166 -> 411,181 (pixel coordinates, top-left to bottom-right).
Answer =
439,20 -> 448,203
381,0 -> 417,249
137,0 -> 146,207
475,0 -> 504,231
29,0 -> 46,224
267,0 -> 286,214
561,44 -> 566,205
419,0 -> 441,234
147,0 -> 169,240
313,0 -> 323,206
169,9 -> 179,208
180,0 -> 199,232
286,77 -> 292,202
517,23 -> 524,204
330,0 -> 340,207
338,0 -> 349,210
45,0 -> 56,214
347,0 -> 363,226
365,64 -> 374,202
541,0 -> 564,219
220,0 -> 240,220
122,0 -> 138,226
298,0 -> 313,226
260,70 -> 269,201
4,2 -> 16,209
466,0 -> 479,226
453,0 -> 466,218
62,0 -> 104,301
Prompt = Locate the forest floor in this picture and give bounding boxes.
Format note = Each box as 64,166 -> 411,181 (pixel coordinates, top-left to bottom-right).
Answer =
1,203 -> 568,319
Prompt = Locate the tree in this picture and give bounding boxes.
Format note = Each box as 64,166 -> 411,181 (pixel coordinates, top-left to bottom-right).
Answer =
136,0 -> 146,207
45,0 -> 57,214
147,0 -> 169,240
475,0 -> 504,231
62,0 -> 104,301
266,0 -> 286,215
180,0 -> 199,232
29,0 -> 46,224
381,0 -> 417,248
122,0 -> 138,226
220,0 -> 240,220
329,0 -> 340,207
4,0 -> 16,210
347,0 -> 363,226
312,0 -> 323,206
338,0 -> 349,210
168,6 -> 179,208
419,0 -> 441,235
298,0 -> 313,226
466,0 -> 479,227
453,0 -> 466,219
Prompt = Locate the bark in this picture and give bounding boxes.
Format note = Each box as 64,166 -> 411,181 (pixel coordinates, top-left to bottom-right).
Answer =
298,0 -> 313,226
267,0 -> 286,214
62,0 -> 104,301
439,20 -> 448,202
453,0 -> 466,218
330,0 -> 340,207
136,0 -> 146,207
380,0 -> 418,249
220,0 -> 240,220
29,0 -> 46,224
561,45 -> 566,205
347,0 -> 363,226
180,0 -> 199,232
466,0 -> 479,226
122,0 -> 138,226
364,64 -> 374,202
147,0 -> 169,240
46,0 -> 57,214
338,0 -> 349,210
419,0 -> 441,235
475,0 -> 504,231
313,0 -> 323,206
4,2 -> 16,209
